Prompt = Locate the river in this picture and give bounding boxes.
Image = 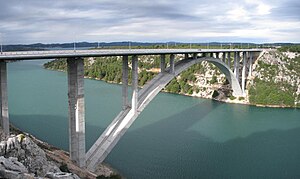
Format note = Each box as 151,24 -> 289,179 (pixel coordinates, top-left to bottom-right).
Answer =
7,60 -> 300,179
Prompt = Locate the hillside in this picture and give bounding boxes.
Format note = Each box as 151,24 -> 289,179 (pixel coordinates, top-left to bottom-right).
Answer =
43,48 -> 300,108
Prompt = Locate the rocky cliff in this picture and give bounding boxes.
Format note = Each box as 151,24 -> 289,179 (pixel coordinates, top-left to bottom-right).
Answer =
0,127 -> 120,179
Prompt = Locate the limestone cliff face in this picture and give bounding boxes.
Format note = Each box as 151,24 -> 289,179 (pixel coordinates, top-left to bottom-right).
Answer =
185,50 -> 299,107
248,50 -> 300,107
0,133 -> 80,179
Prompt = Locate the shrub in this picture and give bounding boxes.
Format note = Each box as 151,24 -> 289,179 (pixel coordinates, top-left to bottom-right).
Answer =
238,97 -> 245,100
212,90 -> 219,98
59,163 -> 70,173
229,96 -> 236,100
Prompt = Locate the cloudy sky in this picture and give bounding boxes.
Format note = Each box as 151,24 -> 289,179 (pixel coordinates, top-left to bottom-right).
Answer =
0,0 -> 299,44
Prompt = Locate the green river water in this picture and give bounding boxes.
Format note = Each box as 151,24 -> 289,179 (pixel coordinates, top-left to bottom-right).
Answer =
7,60 -> 300,179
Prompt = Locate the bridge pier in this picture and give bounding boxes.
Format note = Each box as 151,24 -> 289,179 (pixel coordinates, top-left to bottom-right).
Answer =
0,61 -> 9,136
185,54 -> 189,59
236,52 -> 240,81
248,52 -> 253,78
67,58 -> 86,167
160,55 -> 165,73
227,52 -> 231,68
222,52 -> 226,63
242,52 -> 247,95
234,52 -> 237,76
193,53 -> 197,59
122,56 -> 129,110
170,54 -> 175,74
132,55 -> 138,113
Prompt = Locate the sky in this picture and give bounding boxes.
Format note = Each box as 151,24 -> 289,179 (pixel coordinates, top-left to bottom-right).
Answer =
0,0 -> 299,44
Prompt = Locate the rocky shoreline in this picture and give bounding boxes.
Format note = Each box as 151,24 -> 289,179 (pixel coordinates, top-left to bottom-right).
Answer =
0,125 -> 122,179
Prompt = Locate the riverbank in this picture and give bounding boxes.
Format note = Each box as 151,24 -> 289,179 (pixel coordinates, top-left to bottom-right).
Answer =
0,124 -> 122,179
45,66 -> 297,109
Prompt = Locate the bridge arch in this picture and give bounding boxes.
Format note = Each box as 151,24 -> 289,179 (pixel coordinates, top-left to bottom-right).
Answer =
86,55 -> 243,171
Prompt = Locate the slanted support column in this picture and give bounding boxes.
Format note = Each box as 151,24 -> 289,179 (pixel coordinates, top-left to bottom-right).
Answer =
122,56 -> 129,110
131,55 -> 138,113
67,58 -> 86,168
160,55 -> 166,73
242,52 -> 247,95
0,61 -> 9,136
170,54 -> 175,74
248,52 -> 253,77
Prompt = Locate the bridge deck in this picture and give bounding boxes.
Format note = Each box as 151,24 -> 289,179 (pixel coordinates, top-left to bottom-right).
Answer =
0,48 -> 262,60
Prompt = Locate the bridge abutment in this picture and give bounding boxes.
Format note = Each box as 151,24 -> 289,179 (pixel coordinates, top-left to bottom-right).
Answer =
0,61 -> 9,136
67,58 -> 86,167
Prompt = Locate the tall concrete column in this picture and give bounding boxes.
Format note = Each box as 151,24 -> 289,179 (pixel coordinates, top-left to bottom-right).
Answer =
222,52 -> 226,63
67,58 -> 86,167
234,52 -> 237,76
227,52 -> 231,68
248,52 -> 253,78
122,56 -> 129,110
160,55 -> 165,73
236,52 -> 240,81
131,55 -> 138,113
170,54 -> 175,74
242,52 -> 247,95
0,61 -> 9,136
193,53 -> 197,59
184,54 -> 189,59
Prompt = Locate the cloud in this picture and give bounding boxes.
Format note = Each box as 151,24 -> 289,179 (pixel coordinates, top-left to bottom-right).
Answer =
0,0 -> 299,44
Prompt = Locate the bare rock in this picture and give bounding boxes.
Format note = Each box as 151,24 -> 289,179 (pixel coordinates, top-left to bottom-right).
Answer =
46,172 -> 80,179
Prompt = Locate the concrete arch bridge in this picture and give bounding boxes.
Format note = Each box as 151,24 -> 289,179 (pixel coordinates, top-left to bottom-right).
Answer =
0,49 -> 262,171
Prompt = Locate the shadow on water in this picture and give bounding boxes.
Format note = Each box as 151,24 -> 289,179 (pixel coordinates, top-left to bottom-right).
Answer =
9,102 -> 300,179
10,114 -> 109,153
103,100 -> 300,179
10,114 -> 70,150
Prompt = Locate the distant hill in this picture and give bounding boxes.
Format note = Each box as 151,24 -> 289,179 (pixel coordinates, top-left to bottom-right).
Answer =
1,42 -> 299,51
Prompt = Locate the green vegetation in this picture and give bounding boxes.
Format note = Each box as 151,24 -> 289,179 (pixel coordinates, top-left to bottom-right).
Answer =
249,78 -> 295,107
59,163 -> 70,173
229,96 -> 236,100
210,75 -> 218,84
278,45 -> 300,53
212,90 -> 219,98
238,97 -> 245,101
44,57 -> 156,85
44,48 -> 299,108
44,56 -> 212,96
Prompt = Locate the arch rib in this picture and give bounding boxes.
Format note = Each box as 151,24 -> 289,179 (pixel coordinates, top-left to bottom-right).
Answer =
86,56 -> 242,171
